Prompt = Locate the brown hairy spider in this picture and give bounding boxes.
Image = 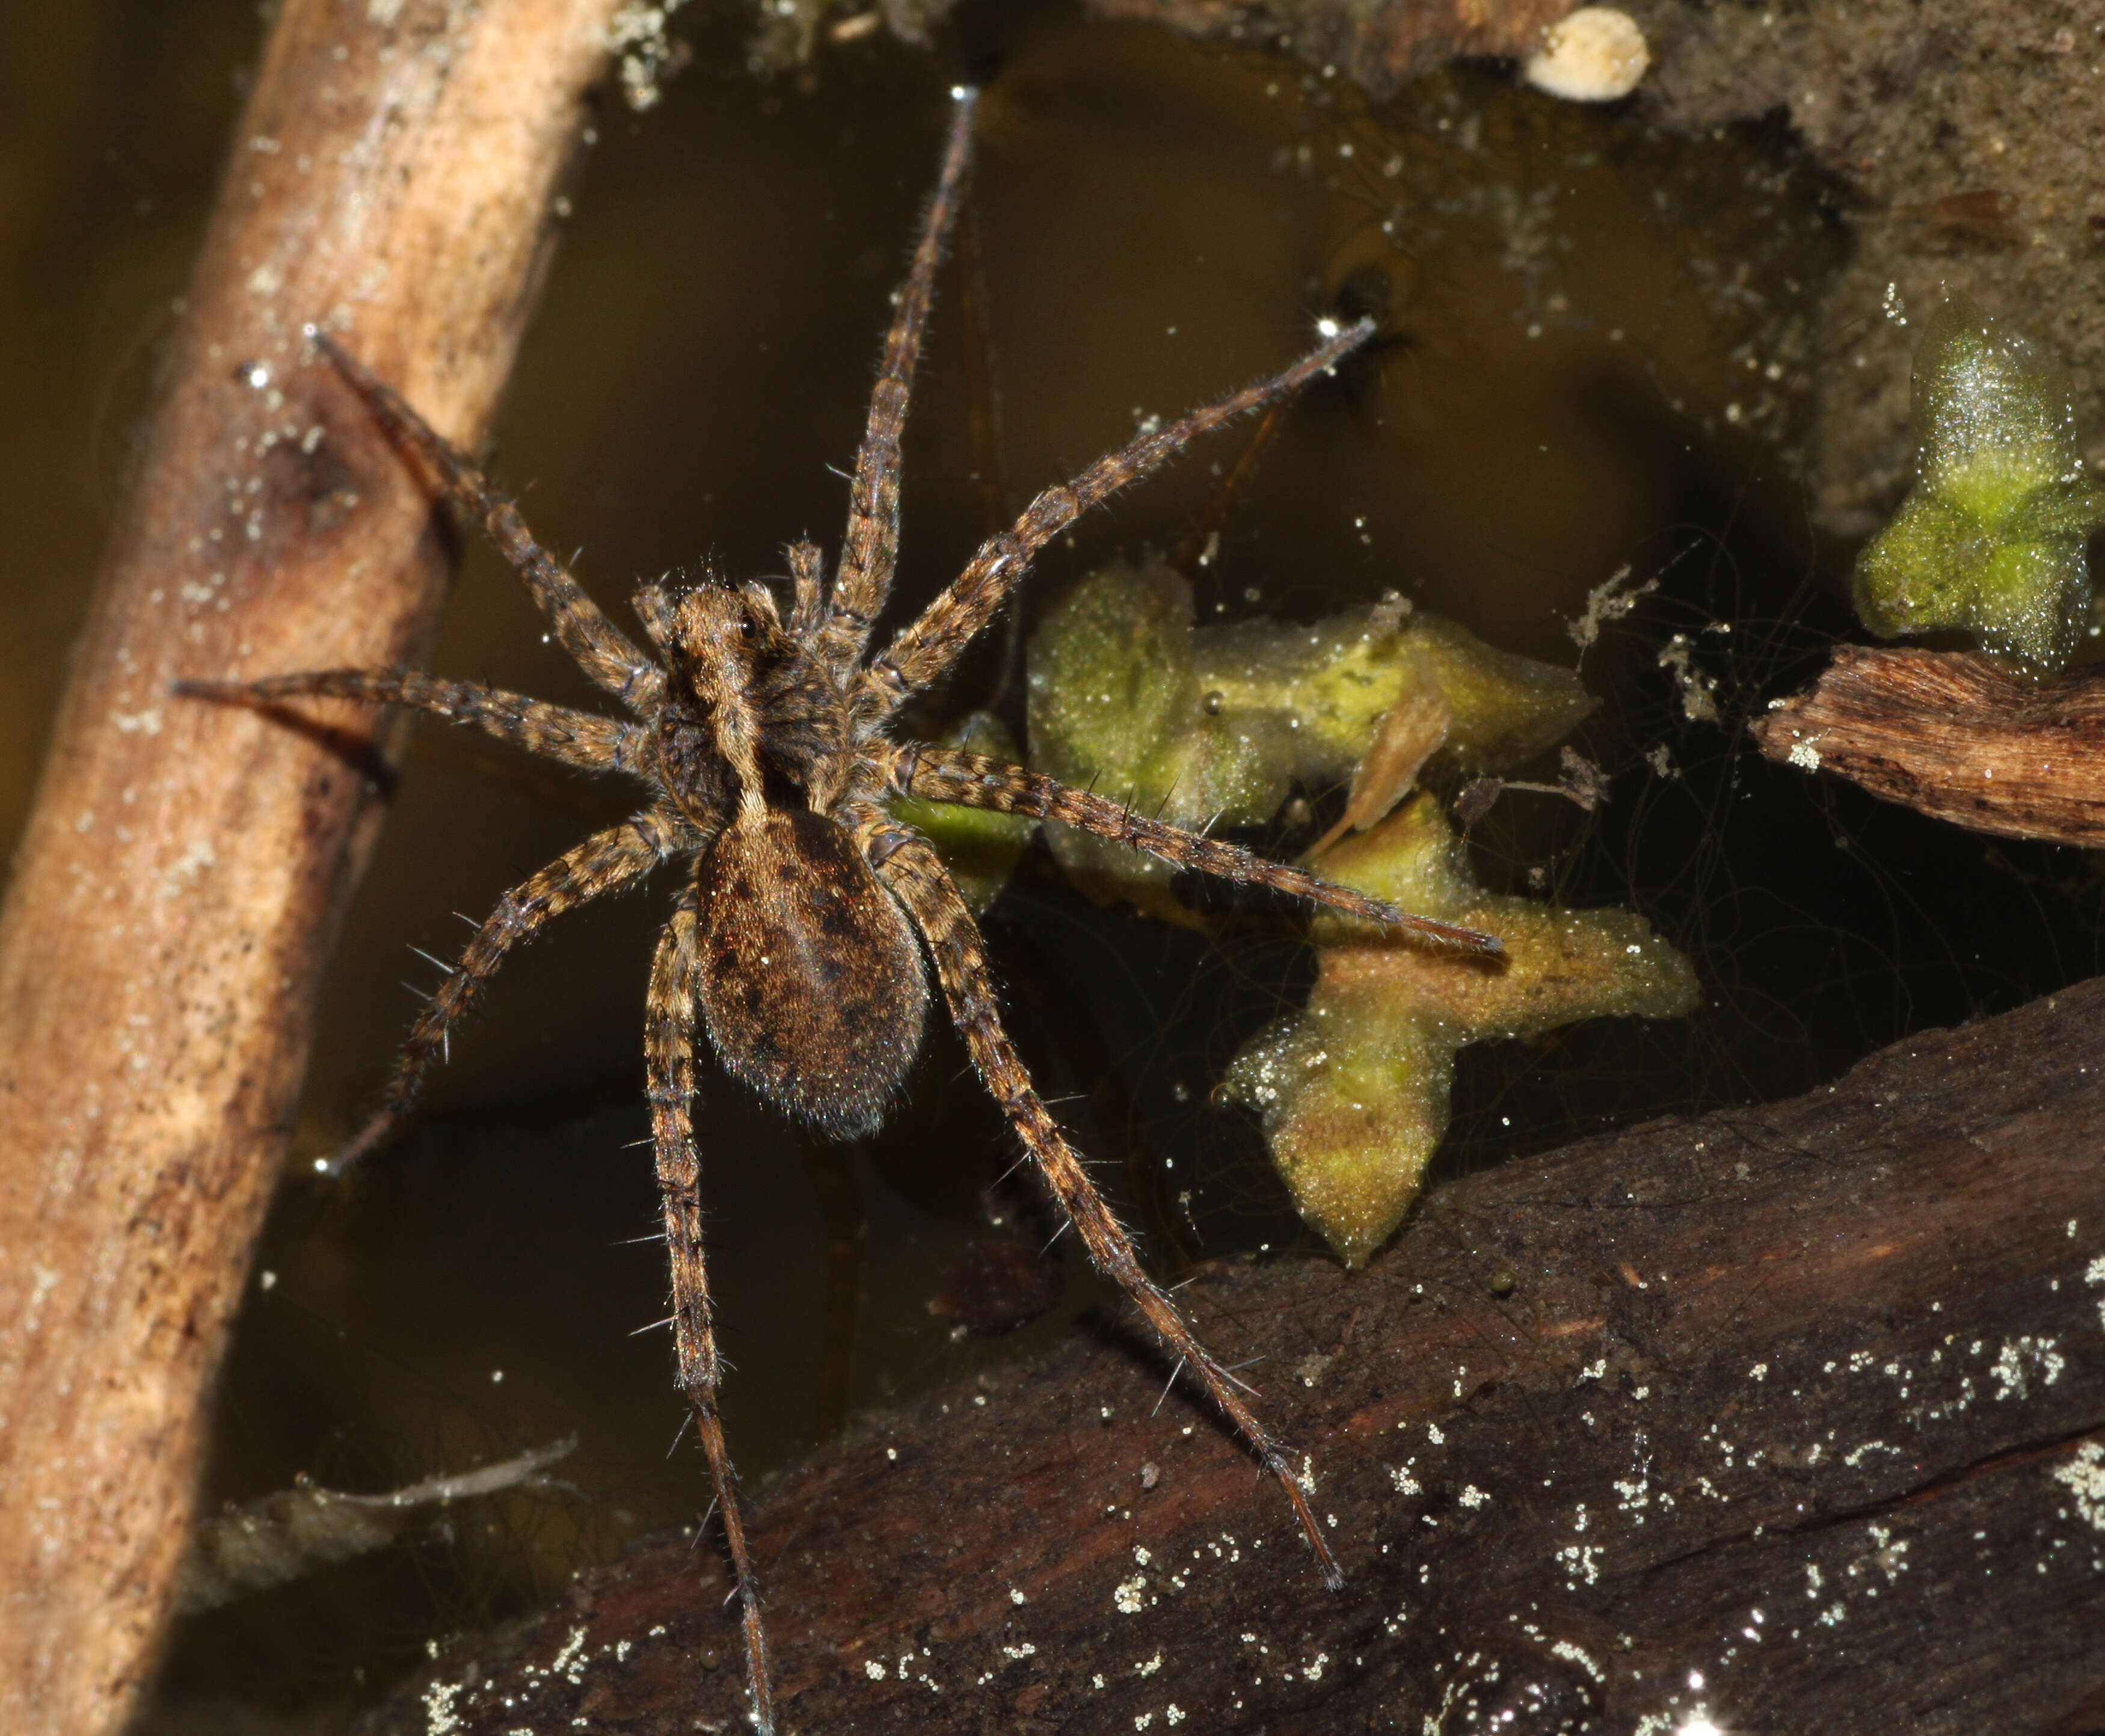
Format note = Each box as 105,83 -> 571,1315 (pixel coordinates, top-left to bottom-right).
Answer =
181,88 -> 1498,1733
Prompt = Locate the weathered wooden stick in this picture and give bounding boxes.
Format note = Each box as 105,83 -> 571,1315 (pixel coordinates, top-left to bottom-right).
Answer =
1750,644 -> 2105,846
351,976 -> 2105,1735
0,4 -> 629,1730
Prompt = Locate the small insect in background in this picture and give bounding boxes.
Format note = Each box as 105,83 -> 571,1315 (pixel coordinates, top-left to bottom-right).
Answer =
179,87 -> 1498,1734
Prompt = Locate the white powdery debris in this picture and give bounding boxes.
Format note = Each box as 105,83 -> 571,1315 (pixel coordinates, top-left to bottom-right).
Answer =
421,1678 -> 461,1736
1990,1336 -> 2065,1402
1550,1638 -> 1605,1683
159,837 -> 218,900
2054,1441 -> 2105,1531
606,2 -> 690,111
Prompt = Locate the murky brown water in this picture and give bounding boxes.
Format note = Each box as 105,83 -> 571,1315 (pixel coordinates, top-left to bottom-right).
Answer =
4,4 -> 2097,1730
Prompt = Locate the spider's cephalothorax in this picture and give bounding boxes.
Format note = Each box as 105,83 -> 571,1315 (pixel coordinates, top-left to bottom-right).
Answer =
180,87 -> 1499,1736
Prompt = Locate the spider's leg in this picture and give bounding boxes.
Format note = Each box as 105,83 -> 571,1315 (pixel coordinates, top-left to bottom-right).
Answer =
882,743 -> 1502,955
307,329 -> 664,712
825,87 -> 979,664
647,890 -> 775,1736
858,316 -> 1375,718
332,813 -> 677,1172
859,816 -> 1345,1591
176,668 -> 646,776
785,540 -> 825,637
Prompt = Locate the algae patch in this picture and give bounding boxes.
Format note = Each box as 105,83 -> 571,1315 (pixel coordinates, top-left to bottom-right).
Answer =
1854,291 -> 2105,683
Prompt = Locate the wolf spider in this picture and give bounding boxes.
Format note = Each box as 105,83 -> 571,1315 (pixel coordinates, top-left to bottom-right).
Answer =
182,87 -> 1499,1732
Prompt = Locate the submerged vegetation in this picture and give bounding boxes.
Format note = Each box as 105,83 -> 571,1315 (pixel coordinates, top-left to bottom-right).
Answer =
969,558 -> 1700,1264
1223,793 -> 1697,1265
1853,291 -> 2105,683
1024,559 -> 1593,914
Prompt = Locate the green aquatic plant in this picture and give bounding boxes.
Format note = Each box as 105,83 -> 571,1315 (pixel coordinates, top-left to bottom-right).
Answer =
1026,559 -> 1595,917
1854,290 -> 2105,683
1223,794 -> 1699,1266
887,710 -> 1037,914
1022,557 -> 1694,1264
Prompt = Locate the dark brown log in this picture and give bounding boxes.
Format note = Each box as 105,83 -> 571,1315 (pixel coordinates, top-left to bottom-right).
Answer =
351,976 -> 2105,1734
0,5 -> 627,1731
1749,644 -> 2105,848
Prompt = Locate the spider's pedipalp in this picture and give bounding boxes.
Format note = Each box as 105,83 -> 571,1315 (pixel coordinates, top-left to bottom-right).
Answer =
826,87 -> 980,665
176,668 -> 644,775
859,315 -> 1377,717
862,820 -> 1345,1590
308,328 -> 665,713
331,814 -> 677,1172
646,894 -> 775,1736
884,742 -> 1504,955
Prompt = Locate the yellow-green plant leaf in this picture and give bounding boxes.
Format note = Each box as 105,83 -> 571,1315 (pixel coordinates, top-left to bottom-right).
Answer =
1026,559 -> 1594,911
1223,794 -> 1698,1266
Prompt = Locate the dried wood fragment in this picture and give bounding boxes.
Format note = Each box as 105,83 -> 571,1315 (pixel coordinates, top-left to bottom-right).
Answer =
351,976 -> 2105,1735
1750,644 -> 2105,847
0,4 -> 628,1731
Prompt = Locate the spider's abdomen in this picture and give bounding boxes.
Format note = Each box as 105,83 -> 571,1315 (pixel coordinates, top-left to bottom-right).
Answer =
698,808 -> 929,1139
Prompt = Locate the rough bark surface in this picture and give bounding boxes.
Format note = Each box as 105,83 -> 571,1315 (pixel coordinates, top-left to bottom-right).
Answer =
1749,645 -> 2105,848
0,4 -> 625,1731
1081,0 -> 1573,96
351,977 -> 2105,1735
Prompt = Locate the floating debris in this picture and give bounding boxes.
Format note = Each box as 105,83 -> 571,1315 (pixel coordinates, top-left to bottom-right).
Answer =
174,1436 -> 576,1613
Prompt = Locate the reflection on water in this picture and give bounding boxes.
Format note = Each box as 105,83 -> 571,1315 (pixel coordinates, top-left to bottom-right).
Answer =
6,3 -> 2095,1730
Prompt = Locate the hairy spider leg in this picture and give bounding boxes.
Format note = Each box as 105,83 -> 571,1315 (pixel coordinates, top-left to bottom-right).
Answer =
826,87 -> 980,665
645,892 -> 776,1736
306,327 -> 665,713
173,669 -> 645,775
858,315 -> 1377,719
785,538 -> 826,637
883,743 -> 1502,954
858,817 -> 1345,1588
333,814 -> 679,1171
